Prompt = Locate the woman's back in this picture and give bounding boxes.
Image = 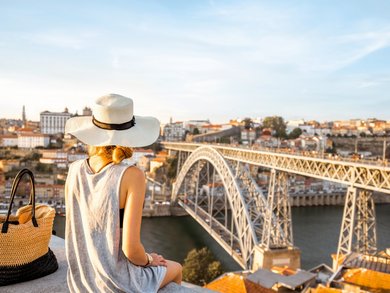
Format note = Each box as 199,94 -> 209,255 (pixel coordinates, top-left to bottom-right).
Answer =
65,159 -> 166,293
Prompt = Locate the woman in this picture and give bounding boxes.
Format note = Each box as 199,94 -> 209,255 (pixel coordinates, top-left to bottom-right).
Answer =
64,94 -> 182,292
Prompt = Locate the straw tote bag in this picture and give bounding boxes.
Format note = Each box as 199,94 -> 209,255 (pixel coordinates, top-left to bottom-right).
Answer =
0,169 -> 58,286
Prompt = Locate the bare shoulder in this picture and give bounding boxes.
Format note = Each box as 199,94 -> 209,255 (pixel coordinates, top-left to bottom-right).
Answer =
122,165 -> 145,184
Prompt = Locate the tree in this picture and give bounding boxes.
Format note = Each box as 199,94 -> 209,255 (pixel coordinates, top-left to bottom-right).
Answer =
262,116 -> 287,138
147,142 -> 162,153
182,247 -> 224,285
35,162 -> 53,173
243,118 -> 254,130
193,128 -> 200,135
153,156 -> 178,186
166,156 -> 178,180
288,127 -> 302,139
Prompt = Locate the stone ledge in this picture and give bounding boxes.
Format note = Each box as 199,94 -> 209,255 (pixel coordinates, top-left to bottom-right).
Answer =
2,236 -> 216,293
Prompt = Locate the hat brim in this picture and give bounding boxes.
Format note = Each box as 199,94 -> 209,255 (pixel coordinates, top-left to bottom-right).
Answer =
65,115 -> 160,147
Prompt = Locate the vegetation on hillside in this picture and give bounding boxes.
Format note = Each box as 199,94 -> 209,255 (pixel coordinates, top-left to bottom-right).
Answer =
182,247 -> 223,285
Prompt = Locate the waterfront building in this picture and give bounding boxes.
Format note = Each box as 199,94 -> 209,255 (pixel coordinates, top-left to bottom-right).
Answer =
67,151 -> 88,163
39,149 -> 68,168
138,155 -> 153,171
17,132 -> 50,148
149,150 -> 168,173
35,174 -> 55,185
0,134 -> 18,147
150,157 -> 165,173
241,129 -> 256,145
35,183 -> 65,200
40,108 -> 72,134
126,148 -> 154,166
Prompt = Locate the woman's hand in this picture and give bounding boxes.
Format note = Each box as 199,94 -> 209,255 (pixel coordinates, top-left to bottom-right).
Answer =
149,253 -> 167,267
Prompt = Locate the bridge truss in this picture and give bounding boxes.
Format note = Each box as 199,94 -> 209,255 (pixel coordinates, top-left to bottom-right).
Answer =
164,142 -> 390,270
171,146 -> 293,269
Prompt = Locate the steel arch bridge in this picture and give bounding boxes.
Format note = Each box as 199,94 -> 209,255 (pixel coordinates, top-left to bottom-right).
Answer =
171,146 -> 292,269
164,142 -> 390,271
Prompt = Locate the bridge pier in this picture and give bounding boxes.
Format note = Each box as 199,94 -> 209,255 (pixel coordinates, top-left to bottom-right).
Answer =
252,245 -> 301,271
334,187 -> 377,270
256,169 -> 301,271
262,169 -> 293,249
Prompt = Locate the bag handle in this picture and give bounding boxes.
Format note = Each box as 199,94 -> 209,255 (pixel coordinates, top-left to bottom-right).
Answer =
1,169 -> 38,233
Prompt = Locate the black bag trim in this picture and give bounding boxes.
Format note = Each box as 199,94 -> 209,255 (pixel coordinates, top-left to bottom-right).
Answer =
2,169 -> 38,233
0,248 -> 58,286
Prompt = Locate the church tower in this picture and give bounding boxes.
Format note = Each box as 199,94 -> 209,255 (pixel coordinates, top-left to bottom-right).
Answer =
22,105 -> 26,125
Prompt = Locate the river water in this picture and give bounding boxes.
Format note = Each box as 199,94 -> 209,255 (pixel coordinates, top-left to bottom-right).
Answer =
54,204 -> 390,271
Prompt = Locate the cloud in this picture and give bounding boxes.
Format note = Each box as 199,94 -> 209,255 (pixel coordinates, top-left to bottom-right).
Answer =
22,30 -> 99,49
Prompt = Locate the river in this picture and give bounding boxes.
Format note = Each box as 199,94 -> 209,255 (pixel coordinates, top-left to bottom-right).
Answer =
53,204 -> 390,271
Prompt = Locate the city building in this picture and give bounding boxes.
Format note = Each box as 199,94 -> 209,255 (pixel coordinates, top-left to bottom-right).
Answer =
130,148 -> 155,165
150,157 -> 165,173
40,108 -> 72,134
39,149 -> 68,168
0,134 -> 18,147
17,133 -> 50,148
0,159 -> 20,172
138,155 -> 153,171
149,150 -> 168,173
241,129 -> 257,145
67,151 -> 88,163
82,107 -> 92,116
163,121 -> 186,141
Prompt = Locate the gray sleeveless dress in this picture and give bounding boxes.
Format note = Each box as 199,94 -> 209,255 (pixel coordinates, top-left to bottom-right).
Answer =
65,159 -> 167,293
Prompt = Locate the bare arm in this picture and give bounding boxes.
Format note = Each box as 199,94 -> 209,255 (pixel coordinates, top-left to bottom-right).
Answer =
121,167 -> 148,266
121,167 -> 167,267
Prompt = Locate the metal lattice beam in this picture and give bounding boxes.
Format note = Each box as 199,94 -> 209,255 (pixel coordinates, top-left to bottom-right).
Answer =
262,170 -> 293,249
354,190 -> 377,255
163,142 -> 390,194
172,146 -> 271,269
165,142 -> 384,270
336,187 -> 377,269
336,187 -> 357,260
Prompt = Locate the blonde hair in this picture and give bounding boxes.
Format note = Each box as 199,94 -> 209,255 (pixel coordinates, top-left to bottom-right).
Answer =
88,145 -> 133,165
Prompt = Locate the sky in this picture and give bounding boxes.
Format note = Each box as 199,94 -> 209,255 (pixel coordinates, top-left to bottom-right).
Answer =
1,0 -> 390,124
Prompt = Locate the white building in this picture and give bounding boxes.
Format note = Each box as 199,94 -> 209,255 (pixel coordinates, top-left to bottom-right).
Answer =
39,149 -> 68,168
18,133 -> 50,148
286,119 -> 305,133
150,158 -> 165,173
163,122 -> 186,141
122,148 -> 155,166
68,152 -> 88,163
0,134 -> 18,147
40,109 -> 72,134
299,125 -> 316,135
183,120 -> 210,129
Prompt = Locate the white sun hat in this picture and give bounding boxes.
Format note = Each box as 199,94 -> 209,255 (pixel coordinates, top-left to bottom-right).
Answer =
65,94 -> 160,147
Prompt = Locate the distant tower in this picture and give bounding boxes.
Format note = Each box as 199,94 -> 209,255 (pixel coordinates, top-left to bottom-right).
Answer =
22,105 -> 26,124
82,107 -> 92,116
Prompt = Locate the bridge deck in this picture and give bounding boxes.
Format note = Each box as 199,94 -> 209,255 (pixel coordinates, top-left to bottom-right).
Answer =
163,142 -> 390,194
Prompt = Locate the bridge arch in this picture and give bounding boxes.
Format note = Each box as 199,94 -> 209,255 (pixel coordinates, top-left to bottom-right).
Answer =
172,146 -> 269,268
